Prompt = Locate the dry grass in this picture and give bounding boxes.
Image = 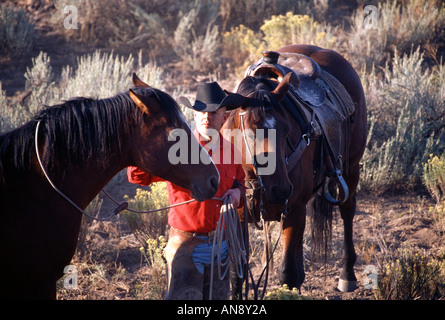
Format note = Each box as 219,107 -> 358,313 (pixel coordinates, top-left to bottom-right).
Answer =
53,191 -> 444,300
1,0 -> 445,300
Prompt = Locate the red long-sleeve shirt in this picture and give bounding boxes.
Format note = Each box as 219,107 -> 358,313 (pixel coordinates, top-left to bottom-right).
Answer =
127,130 -> 245,233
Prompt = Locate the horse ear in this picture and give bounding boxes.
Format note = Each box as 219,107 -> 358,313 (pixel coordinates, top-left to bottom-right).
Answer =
129,89 -> 159,114
219,93 -> 249,110
132,73 -> 150,88
272,72 -> 297,101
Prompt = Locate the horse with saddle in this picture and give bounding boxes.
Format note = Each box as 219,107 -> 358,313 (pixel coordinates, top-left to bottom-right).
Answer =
221,44 -> 367,296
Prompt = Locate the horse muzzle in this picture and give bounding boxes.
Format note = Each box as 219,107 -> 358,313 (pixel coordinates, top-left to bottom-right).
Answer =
268,184 -> 293,206
191,175 -> 219,201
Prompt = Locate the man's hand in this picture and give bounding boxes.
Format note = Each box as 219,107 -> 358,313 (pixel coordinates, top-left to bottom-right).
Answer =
222,188 -> 242,208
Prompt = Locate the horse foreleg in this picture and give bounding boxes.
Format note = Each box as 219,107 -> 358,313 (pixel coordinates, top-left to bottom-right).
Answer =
278,205 -> 306,290
338,189 -> 358,292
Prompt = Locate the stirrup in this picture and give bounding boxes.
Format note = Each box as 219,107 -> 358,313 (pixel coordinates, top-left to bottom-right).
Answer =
323,169 -> 349,205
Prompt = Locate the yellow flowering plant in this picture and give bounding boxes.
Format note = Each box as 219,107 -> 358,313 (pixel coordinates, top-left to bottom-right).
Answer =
122,183 -> 169,244
264,284 -> 313,300
260,12 -> 336,50
423,153 -> 445,203
222,12 -> 337,77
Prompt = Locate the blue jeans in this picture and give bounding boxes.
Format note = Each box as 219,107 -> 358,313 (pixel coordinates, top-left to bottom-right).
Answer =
192,237 -> 228,274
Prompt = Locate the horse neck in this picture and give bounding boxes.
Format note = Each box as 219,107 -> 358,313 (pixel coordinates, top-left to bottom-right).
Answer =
283,104 -> 304,138
60,154 -> 128,210
35,128 -> 133,211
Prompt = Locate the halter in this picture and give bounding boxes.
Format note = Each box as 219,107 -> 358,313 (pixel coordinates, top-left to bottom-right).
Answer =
34,121 -> 123,221
238,110 -> 290,229
34,120 -> 218,220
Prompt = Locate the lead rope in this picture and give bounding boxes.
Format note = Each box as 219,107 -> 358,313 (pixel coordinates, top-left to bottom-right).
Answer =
237,111 -> 285,299
35,120 -> 221,220
36,119 -> 274,299
249,215 -> 283,300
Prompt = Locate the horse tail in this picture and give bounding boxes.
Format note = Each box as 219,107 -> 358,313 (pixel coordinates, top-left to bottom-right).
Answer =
307,180 -> 335,264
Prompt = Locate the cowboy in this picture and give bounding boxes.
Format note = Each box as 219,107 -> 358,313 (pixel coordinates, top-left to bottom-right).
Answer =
127,82 -> 245,300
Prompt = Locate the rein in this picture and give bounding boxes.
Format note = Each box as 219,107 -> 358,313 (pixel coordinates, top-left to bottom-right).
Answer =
237,111 -> 287,300
34,120 -> 220,220
239,111 -> 267,229
35,119 -> 276,300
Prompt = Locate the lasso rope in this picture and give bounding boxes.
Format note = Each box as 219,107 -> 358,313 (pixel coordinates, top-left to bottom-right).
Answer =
36,120 -> 274,299
209,195 -> 247,300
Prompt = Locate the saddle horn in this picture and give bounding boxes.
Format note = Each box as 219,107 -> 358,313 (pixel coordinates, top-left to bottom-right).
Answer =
272,72 -> 295,101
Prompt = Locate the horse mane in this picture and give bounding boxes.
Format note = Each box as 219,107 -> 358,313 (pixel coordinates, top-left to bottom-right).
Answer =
0,87 -> 182,185
236,76 -> 285,119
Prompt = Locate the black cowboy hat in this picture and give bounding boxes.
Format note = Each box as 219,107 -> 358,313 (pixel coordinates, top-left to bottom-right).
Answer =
179,82 -> 240,112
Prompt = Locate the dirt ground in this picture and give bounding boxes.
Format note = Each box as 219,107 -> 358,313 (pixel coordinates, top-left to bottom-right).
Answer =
55,176 -> 444,300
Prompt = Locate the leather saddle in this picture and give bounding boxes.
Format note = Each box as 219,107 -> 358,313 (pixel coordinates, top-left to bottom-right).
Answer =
245,51 -> 356,204
247,51 -> 326,107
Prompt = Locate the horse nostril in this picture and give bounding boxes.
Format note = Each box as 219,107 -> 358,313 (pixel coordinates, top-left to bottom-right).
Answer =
210,176 -> 219,191
271,185 -> 292,205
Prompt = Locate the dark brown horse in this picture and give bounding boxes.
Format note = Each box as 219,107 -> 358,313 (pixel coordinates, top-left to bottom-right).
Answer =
0,74 -> 219,299
222,45 -> 367,294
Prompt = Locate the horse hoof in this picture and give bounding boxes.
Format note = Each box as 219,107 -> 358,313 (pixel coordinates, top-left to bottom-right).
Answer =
337,279 -> 357,292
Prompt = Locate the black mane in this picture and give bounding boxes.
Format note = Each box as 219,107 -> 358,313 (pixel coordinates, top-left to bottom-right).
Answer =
0,87 -> 182,185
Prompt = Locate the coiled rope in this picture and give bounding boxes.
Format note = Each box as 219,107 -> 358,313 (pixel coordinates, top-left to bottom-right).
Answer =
209,195 -> 247,300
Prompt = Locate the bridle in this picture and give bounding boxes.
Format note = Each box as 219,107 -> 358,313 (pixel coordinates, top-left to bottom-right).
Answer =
238,110 -> 268,229
237,107 -> 295,229
34,120 -> 218,221
237,94 -> 316,227
238,110 -> 288,299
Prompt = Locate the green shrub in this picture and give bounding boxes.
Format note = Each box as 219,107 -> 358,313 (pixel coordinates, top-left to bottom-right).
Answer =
24,52 -> 59,115
56,50 -> 165,101
126,2 -> 169,54
222,24 -> 266,76
423,153 -> 445,234
347,0 -> 445,70
361,48 -> 445,192
0,82 -> 21,133
222,12 -> 338,76
260,12 -> 337,51
53,0 -> 135,47
1,50 -> 164,134
0,3 -> 34,58
376,247 -> 444,300
173,8 -> 221,72
264,284 -> 314,300
139,235 -> 167,299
